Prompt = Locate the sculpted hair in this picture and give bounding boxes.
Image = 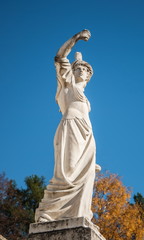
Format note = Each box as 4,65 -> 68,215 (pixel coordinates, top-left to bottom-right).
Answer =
72,62 -> 93,82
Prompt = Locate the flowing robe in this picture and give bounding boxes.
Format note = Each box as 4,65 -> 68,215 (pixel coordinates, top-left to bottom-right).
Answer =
35,58 -> 96,222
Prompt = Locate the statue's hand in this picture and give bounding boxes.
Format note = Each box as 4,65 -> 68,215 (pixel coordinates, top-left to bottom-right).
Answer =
79,29 -> 91,41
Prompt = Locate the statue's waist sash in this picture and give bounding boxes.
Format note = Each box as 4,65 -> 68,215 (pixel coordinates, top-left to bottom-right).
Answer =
63,108 -> 92,129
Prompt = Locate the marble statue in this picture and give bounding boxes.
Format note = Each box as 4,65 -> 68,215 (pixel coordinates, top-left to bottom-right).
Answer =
35,30 -> 97,223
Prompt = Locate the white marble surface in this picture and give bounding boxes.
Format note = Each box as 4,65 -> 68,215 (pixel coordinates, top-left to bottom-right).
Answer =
35,30 -> 97,223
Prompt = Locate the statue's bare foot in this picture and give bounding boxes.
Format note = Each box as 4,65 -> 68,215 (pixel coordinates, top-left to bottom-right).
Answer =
38,216 -> 48,222
38,214 -> 54,222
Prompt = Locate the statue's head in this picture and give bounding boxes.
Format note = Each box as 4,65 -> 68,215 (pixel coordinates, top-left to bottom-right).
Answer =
72,52 -> 93,83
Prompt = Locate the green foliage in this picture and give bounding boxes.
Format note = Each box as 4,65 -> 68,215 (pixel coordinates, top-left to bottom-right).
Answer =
134,192 -> 144,222
20,175 -> 46,223
134,192 -> 144,208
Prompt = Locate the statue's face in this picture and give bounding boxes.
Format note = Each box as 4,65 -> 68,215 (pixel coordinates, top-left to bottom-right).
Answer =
73,65 -> 88,83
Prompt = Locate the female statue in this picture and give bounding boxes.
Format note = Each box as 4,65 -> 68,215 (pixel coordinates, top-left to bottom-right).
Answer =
35,30 -> 96,222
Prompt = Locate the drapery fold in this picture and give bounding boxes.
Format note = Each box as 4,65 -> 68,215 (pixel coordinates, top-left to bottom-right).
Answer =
35,117 -> 96,222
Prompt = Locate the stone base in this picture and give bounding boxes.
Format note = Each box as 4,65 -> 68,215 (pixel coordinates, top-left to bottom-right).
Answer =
28,217 -> 106,240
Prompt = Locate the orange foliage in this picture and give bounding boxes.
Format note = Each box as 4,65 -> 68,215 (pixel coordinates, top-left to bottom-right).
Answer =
92,172 -> 144,240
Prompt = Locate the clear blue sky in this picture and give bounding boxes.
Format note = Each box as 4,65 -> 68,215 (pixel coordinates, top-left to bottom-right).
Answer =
0,0 -> 144,199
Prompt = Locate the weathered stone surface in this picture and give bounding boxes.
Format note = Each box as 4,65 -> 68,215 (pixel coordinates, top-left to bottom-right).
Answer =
28,217 -> 106,240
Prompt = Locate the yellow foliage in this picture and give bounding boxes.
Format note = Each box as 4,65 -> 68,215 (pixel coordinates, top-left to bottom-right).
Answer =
92,172 -> 144,240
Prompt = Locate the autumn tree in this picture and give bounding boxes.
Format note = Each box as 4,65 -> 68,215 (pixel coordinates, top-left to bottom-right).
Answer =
0,173 -> 46,240
0,173 -> 30,239
92,172 -> 144,240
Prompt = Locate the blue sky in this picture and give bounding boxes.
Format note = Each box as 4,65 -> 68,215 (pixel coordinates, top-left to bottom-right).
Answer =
0,0 -> 144,199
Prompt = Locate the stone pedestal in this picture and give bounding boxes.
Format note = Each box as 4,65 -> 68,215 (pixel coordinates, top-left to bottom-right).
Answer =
28,217 -> 106,240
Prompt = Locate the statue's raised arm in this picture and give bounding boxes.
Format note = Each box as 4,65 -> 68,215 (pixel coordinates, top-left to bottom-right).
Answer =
55,29 -> 91,60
